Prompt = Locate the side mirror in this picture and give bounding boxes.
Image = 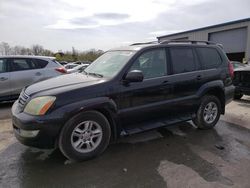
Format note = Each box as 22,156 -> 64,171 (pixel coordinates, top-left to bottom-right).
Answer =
125,70 -> 144,83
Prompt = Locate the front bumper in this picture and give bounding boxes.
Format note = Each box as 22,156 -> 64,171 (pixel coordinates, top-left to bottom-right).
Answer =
235,86 -> 250,95
12,101 -> 63,149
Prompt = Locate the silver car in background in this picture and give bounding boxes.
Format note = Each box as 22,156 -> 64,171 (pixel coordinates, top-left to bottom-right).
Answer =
66,64 -> 89,74
0,55 -> 67,102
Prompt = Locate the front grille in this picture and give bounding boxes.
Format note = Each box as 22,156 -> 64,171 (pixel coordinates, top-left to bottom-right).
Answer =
18,91 -> 30,111
241,72 -> 250,83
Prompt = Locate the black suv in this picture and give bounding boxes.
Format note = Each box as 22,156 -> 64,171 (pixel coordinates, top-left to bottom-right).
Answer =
12,40 -> 235,161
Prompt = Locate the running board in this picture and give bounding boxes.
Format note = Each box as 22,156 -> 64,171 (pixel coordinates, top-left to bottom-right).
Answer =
121,114 -> 192,136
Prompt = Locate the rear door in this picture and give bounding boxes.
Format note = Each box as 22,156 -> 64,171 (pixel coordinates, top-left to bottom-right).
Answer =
195,47 -> 224,85
9,58 -> 44,96
0,58 -> 11,100
167,46 -> 202,114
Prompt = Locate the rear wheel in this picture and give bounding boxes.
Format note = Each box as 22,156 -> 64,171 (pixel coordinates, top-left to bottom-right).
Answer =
234,93 -> 243,100
59,111 -> 111,161
192,95 -> 221,130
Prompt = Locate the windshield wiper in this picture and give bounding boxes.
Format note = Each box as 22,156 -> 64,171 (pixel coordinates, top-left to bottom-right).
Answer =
87,72 -> 103,78
82,70 -> 88,75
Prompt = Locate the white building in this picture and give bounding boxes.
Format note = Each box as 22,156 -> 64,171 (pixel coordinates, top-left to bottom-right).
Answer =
157,18 -> 250,62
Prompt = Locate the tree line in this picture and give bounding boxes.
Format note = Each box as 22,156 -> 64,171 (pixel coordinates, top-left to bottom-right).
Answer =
0,42 -> 104,62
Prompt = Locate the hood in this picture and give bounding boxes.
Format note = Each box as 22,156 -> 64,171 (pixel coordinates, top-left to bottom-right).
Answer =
25,73 -> 105,96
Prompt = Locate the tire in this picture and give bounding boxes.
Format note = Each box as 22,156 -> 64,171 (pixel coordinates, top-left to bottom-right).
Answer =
59,111 -> 111,161
234,93 -> 243,100
192,95 -> 221,130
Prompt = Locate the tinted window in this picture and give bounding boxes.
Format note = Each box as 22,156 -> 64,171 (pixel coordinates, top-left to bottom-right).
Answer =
129,49 -> 167,79
170,48 -> 196,74
196,47 -> 222,69
11,59 -> 35,71
31,59 -> 49,68
0,59 -> 7,73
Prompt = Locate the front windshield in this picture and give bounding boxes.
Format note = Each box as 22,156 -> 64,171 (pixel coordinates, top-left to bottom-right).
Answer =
84,51 -> 135,78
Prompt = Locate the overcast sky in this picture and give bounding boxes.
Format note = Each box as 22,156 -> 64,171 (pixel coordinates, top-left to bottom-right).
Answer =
0,0 -> 250,52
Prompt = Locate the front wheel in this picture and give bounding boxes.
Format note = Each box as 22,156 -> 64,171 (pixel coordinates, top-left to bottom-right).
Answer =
59,111 -> 111,161
192,95 -> 221,130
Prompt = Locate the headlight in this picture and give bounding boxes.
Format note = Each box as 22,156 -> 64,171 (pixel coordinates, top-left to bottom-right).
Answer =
24,96 -> 56,115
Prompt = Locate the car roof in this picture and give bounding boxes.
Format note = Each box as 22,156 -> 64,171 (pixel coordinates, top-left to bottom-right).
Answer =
0,55 -> 55,60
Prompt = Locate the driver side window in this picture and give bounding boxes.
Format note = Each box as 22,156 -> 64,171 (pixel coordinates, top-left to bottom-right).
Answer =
129,49 -> 167,79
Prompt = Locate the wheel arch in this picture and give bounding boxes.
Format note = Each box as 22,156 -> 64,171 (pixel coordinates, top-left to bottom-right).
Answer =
58,97 -> 120,144
197,81 -> 226,114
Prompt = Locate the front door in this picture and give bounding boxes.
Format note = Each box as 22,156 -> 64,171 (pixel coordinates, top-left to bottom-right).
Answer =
118,48 -> 172,125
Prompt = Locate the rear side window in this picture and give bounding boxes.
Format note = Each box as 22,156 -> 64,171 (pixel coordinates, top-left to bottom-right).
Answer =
31,59 -> 49,69
196,47 -> 222,69
11,59 -> 36,71
170,48 -> 196,74
0,59 -> 7,73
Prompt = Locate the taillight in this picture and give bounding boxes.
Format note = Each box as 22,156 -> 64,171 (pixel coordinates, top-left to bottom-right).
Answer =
55,67 -> 67,74
228,62 -> 234,79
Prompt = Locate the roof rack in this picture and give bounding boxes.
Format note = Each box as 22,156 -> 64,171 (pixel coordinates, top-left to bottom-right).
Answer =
130,40 -> 224,49
130,41 -> 158,46
159,39 -> 217,45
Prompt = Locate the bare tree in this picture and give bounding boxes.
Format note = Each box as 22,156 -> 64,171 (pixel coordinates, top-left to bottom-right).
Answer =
0,42 -> 11,55
31,44 -> 44,55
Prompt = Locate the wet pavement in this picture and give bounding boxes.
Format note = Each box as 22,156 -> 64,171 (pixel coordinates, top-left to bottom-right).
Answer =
1,98 -> 250,188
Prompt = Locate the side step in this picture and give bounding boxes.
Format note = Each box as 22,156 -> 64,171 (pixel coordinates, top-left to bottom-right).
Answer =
121,114 -> 192,136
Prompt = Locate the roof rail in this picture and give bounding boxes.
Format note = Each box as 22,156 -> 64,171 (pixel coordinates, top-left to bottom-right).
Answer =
159,40 -> 217,45
130,41 -> 158,46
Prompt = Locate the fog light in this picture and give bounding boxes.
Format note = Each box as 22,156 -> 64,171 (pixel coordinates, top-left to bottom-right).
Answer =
19,130 -> 39,138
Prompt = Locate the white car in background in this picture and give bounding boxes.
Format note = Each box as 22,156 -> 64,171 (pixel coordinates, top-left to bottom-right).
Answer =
64,63 -> 78,69
0,55 -> 67,102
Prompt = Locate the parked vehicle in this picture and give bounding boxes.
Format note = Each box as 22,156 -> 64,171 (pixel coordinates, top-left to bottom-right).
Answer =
67,64 -> 89,74
0,56 -> 66,102
74,61 -> 91,65
12,40 -> 234,161
231,61 -> 249,69
64,63 -> 78,69
59,61 -> 68,66
232,62 -> 250,99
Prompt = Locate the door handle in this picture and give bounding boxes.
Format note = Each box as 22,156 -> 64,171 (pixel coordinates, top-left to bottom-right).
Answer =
196,75 -> 202,80
35,72 -> 42,76
0,77 -> 8,81
161,80 -> 169,85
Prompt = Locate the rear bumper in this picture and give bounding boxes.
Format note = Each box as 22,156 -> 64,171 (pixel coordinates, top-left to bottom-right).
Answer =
224,85 -> 235,105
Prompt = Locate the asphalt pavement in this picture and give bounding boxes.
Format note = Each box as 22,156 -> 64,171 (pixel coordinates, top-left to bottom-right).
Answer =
0,97 -> 250,188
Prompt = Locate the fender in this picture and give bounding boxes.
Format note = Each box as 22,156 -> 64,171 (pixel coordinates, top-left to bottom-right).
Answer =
52,97 -> 120,141
196,80 -> 226,114
55,97 -> 117,119
196,80 -> 224,97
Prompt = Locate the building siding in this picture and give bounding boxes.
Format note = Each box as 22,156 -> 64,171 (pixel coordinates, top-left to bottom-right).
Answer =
158,20 -> 250,61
